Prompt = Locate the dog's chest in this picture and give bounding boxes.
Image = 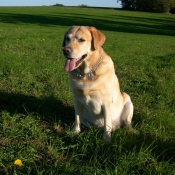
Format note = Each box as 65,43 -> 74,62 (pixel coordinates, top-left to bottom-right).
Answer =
80,93 -> 102,115
70,76 -> 103,115
72,83 -> 102,115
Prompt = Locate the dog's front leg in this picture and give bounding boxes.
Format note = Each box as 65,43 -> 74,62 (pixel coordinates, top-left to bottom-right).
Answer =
103,104 -> 112,142
72,98 -> 83,134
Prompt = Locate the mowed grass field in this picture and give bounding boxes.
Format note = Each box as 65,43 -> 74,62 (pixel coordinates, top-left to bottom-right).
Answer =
0,6 -> 175,174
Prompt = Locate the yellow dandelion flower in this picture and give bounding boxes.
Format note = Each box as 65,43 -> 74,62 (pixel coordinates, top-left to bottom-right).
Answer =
14,159 -> 22,166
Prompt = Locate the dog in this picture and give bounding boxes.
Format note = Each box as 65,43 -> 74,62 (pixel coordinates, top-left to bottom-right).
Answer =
62,26 -> 134,141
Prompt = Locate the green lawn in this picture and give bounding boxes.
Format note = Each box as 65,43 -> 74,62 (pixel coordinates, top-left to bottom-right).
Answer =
0,6 -> 175,174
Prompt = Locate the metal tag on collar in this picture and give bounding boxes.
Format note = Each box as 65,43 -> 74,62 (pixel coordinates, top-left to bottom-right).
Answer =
86,72 -> 93,81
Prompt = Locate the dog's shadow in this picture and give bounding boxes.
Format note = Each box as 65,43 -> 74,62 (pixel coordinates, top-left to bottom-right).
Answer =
1,91 -> 174,165
0,91 -> 74,125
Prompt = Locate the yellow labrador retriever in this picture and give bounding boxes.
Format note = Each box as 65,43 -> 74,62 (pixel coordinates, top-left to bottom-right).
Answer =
62,26 -> 133,141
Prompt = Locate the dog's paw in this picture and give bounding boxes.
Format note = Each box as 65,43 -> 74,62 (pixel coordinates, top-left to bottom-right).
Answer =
130,128 -> 139,135
103,132 -> 111,142
72,126 -> 81,135
104,137 -> 111,142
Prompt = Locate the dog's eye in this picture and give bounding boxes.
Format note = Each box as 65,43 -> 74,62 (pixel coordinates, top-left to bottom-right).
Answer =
66,37 -> 70,41
78,38 -> 85,42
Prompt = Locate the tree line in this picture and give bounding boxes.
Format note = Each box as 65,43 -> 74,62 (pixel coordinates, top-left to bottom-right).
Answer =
117,0 -> 175,13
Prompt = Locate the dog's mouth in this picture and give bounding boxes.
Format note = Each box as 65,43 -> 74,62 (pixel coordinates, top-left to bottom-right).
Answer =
64,54 -> 87,72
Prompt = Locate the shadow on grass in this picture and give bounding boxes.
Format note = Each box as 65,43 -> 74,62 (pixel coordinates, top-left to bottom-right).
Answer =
0,11 -> 174,36
153,53 -> 175,69
0,91 -> 74,125
120,130 -> 175,165
112,131 -> 175,168
61,126 -> 175,170
0,92 -> 174,167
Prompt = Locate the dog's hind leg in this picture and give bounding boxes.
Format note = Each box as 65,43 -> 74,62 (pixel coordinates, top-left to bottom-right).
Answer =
120,93 -> 134,129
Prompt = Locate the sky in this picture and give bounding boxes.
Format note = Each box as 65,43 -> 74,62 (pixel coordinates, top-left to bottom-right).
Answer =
0,0 -> 121,8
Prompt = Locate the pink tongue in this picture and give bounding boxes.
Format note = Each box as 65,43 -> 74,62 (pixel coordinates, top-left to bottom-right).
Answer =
64,58 -> 77,72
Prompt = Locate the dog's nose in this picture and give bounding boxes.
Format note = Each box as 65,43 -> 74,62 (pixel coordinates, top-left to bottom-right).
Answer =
63,47 -> 71,55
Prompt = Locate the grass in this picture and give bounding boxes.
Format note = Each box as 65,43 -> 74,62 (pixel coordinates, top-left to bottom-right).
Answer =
0,6 -> 175,174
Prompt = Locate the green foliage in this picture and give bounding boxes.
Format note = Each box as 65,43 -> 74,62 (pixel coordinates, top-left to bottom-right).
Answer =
153,0 -> 175,13
79,4 -> 88,7
118,0 -> 175,13
0,6 -> 175,174
53,3 -> 64,7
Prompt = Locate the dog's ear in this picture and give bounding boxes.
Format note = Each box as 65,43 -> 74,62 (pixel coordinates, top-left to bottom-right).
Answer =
88,27 -> 106,50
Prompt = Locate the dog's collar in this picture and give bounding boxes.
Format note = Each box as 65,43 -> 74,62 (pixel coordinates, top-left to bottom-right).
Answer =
73,50 -> 103,81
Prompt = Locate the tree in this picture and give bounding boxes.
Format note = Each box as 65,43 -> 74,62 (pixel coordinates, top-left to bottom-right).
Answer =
155,0 -> 175,13
117,0 -> 175,13
79,4 -> 88,7
53,3 -> 64,6
117,0 -> 136,9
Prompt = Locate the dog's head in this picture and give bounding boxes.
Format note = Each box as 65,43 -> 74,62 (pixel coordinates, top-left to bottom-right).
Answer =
62,26 -> 106,72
